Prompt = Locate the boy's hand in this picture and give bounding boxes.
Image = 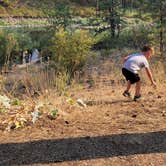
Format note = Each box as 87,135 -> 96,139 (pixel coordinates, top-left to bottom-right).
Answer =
145,68 -> 156,88
152,81 -> 157,88
123,55 -> 129,64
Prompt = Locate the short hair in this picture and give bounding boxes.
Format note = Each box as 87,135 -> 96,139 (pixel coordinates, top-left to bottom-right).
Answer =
141,45 -> 153,52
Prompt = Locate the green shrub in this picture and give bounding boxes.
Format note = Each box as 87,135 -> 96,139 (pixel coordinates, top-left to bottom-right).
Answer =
0,31 -> 18,70
50,28 -> 95,76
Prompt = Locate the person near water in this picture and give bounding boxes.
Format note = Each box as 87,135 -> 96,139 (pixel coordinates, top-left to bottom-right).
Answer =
122,45 -> 156,101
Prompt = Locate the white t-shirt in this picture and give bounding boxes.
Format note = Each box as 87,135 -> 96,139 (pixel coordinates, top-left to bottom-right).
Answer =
123,53 -> 149,73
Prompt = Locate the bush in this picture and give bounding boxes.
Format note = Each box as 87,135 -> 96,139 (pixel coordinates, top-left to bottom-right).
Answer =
0,31 -> 18,71
50,28 -> 95,77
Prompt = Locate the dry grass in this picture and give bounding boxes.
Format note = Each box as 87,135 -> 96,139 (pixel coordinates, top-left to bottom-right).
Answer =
1,63 -> 70,98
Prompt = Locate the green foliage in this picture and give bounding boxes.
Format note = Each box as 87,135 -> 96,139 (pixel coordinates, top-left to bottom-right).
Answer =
16,33 -> 33,51
49,109 -> 59,118
0,27 -> 54,68
71,6 -> 95,17
55,71 -> 70,94
0,0 -> 96,18
0,31 -> 6,67
126,23 -> 154,48
50,28 -> 95,76
0,31 -> 18,69
97,0 -> 121,38
12,98 -> 22,106
95,21 -> 153,49
53,1 -> 71,28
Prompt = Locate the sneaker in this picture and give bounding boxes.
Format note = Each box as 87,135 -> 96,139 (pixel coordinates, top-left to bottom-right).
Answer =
133,95 -> 141,101
123,90 -> 131,97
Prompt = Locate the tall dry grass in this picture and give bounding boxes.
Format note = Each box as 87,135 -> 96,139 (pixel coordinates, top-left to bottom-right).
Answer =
0,64 -> 70,99
0,51 -> 165,100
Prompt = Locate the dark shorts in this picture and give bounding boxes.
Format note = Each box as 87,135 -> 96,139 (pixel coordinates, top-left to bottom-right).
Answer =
122,68 -> 140,84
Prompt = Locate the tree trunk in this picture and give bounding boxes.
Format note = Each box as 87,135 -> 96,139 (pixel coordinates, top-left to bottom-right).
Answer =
96,0 -> 99,16
109,0 -> 116,38
122,0 -> 126,8
159,0 -> 164,57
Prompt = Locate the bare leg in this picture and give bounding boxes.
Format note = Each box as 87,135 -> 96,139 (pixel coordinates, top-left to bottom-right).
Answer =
135,81 -> 141,96
126,80 -> 131,92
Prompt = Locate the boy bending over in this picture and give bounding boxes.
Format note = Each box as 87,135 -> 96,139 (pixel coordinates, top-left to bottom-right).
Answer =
122,46 -> 156,101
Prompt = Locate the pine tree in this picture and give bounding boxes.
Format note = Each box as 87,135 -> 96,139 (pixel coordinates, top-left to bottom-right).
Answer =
98,0 -> 121,38
150,0 -> 166,57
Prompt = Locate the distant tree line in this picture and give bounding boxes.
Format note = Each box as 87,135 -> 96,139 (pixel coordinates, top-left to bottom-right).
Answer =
95,0 -> 166,57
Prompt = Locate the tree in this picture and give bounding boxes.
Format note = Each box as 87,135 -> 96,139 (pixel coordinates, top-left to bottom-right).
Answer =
0,31 -> 18,71
0,31 -> 6,71
4,33 -> 18,71
98,0 -> 121,38
158,0 -> 166,57
48,0 -> 71,29
141,0 -> 166,57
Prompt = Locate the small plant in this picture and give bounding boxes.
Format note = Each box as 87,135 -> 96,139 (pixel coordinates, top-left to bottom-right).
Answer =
55,71 -> 69,95
12,98 -> 22,106
50,109 -> 58,117
48,109 -> 59,120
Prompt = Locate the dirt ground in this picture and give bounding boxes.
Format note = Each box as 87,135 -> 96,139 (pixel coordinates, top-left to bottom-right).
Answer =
0,58 -> 166,166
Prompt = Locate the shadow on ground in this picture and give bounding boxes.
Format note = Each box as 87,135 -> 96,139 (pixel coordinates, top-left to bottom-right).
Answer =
0,131 -> 165,165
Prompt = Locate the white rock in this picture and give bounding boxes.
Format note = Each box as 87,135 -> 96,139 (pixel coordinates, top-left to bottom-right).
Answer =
77,99 -> 87,108
0,95 -> 11,109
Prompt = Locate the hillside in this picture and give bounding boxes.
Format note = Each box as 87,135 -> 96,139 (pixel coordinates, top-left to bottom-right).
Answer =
0,0 -> 96,17
0,57 -> 166,165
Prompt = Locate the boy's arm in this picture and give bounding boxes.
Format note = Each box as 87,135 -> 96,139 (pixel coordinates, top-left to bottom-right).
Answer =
145,67 -> 156,87
122,55 -> 129,64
